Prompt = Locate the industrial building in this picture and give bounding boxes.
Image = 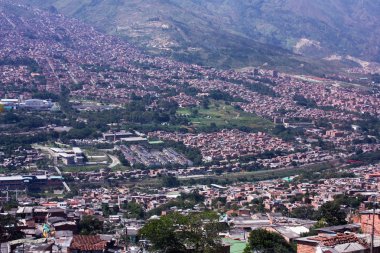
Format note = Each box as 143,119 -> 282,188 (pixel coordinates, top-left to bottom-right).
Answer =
0,175 -> 63,191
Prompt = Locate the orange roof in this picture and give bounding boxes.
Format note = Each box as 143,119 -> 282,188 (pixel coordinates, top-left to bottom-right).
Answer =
70,235 -> 107,251
310,233 -> 368,247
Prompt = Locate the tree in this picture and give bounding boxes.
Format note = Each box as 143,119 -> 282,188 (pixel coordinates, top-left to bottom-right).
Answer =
124,202 -> 145,219
179,190 -> 205,203
102,203 -> 110,217
139,212 -> 225,253
78,215 -> 103,235
301,218 -> 328,237
333,194 -> 365,209
293,94 -> 317,108
315,201 -> 347,226
251,198 -> 267,213
290,206 -> 317,220
162,175 -> 180,187
244,229 -> 295,253
0,215 -> 25,243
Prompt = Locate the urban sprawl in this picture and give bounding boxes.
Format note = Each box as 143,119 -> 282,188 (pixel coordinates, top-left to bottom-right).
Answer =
1,1 -> 380,253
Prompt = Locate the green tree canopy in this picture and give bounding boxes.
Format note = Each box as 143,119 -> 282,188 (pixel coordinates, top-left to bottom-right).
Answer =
244,229 -> 295,253
315,201 -> 347,226
162,175 -> 180,187
78,215 -> 103,235
124,202 -> 145,219
0,215 -> 25,243
139,212 -> 225,253
290,206 -> 318,220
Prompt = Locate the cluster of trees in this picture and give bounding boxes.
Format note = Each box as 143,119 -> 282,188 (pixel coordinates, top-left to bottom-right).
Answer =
115,150 -> 130,167
354,115 -> 380,138
162,175 -> 180,187
0,112 -> 45,129
291,201 -> 346,227
208,90 -> 243,102
299,169 -> 355,182
101,203 -> 120,217
140,212 -> 226,253
293,94 -> 317,108
0,215 -> 25,243
244,82 -> 278,97
272,125 -> 304,141
70,82 -> 84,91
124,95 -> 188,125
251,197 -> 268,213
62,126 -> 100,140
244,229 -> 295,253
0,134 -> 50,155
372,73 -> 380,83
349,151 -> 380,166
32,92 -> 60,101
219,77 -> 277,97
0,57 -> 41,72
289,194 -> 364,230
121,201 -> 145,219
78,215 -> 103,235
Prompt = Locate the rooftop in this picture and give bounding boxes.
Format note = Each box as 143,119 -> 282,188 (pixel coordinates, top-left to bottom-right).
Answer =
70,235 -> 108,251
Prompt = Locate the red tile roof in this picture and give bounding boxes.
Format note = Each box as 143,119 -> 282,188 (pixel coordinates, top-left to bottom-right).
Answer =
70,235 -> 107,251
310,233 -> 368,247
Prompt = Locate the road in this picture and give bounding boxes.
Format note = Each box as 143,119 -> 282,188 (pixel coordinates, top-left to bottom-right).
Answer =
55,166 -> 71,192
108,154 -> 121,168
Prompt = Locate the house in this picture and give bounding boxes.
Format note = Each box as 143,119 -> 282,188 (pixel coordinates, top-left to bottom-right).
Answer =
69,235 -> 109,253
295,232 -> 380,253
359,209 -> 380,236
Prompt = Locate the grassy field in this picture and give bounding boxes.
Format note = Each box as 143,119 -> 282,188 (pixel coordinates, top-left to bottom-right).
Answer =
177,100 -> 273,131
110,165 -> 131,172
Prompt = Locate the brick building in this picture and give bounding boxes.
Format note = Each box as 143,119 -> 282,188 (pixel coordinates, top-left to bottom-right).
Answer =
295,233 -> 380,253
359,210 -> 380,236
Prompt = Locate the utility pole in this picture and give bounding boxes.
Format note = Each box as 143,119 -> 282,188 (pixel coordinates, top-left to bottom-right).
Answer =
371,201 -> 377,253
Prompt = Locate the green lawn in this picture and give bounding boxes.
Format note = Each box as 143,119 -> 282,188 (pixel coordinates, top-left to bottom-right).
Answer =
177,100 -> 273,131
110,165 -> 131,172
222,238 -> 247,253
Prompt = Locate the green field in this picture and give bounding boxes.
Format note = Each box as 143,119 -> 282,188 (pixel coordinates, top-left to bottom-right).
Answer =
177,100 -> 273,131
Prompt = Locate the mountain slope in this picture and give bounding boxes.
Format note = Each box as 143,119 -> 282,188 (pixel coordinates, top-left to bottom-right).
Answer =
25,0 -> 380,70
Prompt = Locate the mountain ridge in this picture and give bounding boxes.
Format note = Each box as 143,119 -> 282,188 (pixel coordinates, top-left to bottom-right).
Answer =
25,0 -> 380,71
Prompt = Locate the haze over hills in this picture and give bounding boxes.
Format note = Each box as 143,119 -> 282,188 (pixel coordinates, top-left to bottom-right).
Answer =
26,0 -> 380,71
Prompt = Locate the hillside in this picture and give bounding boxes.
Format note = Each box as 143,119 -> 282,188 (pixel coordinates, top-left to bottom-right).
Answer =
24,0 -> 380,72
